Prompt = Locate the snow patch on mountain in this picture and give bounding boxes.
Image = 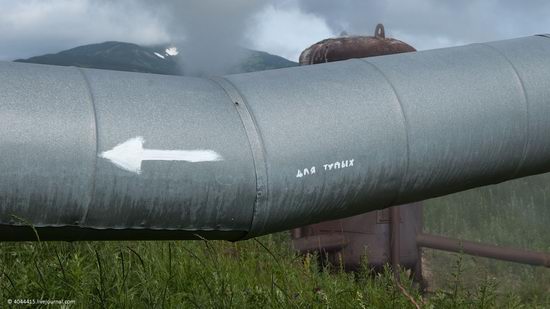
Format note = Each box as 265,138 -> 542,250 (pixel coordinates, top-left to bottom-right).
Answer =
165,47 -> 179,56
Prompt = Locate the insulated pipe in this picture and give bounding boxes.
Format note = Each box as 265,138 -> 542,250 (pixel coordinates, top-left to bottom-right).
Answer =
1,35 -> 550,241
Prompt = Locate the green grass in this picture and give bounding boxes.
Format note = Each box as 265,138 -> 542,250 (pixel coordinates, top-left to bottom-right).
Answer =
0,233 -> 540,308
0,234 -> 426,308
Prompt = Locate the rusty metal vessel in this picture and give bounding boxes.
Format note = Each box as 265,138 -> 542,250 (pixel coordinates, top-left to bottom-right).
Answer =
299,24 -> 416,65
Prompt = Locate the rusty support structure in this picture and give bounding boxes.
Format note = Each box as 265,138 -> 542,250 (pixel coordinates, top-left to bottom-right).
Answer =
417,233 -> 550,268
390,206 -> 401,277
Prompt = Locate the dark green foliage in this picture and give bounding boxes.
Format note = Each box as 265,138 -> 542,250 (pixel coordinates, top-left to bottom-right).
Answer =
15,42 -> 182,75
0,235 -> 422,308
0,233 -> 539,308
237,49 -> 298,73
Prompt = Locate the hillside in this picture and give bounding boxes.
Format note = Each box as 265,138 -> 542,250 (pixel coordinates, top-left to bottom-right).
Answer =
15,41 -> 298,75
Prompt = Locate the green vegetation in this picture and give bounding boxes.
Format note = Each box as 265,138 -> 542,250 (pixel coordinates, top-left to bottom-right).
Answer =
424,173 -> 550,307
0,233 -> 524,308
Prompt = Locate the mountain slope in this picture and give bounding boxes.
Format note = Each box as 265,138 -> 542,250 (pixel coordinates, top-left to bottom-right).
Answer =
15,41 -> 298,75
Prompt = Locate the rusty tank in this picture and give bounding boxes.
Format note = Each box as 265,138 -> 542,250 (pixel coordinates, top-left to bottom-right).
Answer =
299,24 -> 416,65
292,24 -> 422,272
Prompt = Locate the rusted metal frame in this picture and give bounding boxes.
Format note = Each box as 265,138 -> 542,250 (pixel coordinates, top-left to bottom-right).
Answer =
416,233 -> 550,268
291,234 -> 349,253
390,206 -> 401,278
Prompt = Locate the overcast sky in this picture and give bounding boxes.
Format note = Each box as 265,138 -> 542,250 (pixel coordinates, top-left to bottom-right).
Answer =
0,0 -> 549,62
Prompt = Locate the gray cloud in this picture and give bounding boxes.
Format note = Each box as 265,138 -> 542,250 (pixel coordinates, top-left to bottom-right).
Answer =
0,0 -> 548,63
0,0 -> 169,60
296,0 -> 550,50
247,1 -> 335,61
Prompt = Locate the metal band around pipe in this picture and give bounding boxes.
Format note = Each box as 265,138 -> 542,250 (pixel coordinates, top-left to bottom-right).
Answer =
209,77 -> 269,238
476,43 -> 530,179
358,59 -> 411,207
75,67 -> 99,227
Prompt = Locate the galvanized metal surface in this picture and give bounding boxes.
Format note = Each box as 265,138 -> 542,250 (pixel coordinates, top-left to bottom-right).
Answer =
209,77 -> 270,237
0,35 -> 549,240
417,233 -> 550,268
0,64 -> 257,240
292,25 -> 421,272
230,35 -> 550,237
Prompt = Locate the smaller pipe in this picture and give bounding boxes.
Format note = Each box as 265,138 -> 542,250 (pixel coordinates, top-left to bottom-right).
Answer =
390,207 -> 401,277
291,234 -> 349,253
417,233 -> 550,268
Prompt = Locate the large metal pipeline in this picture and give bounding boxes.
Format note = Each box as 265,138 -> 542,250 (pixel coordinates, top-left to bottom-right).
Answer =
1,35 -> 549,241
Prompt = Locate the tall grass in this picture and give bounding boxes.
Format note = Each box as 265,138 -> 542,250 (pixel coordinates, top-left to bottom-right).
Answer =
424,172 -> 550,307
0,232 -> 540,308
0,234 -> 422,308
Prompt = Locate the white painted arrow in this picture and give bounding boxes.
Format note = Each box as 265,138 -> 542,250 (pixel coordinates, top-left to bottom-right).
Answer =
99,136 -> 223,174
